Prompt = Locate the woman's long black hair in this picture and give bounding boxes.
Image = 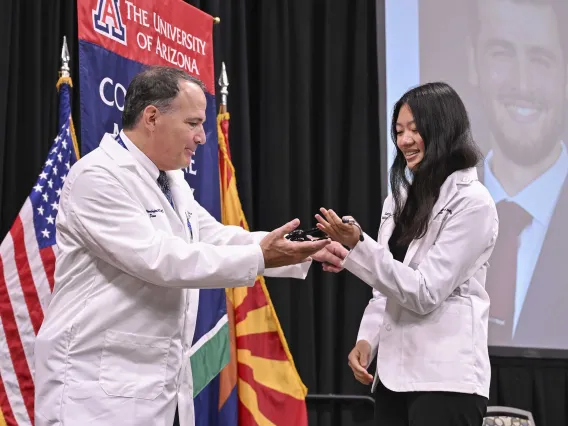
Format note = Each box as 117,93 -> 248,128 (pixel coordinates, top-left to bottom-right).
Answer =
389,82 -> 482,245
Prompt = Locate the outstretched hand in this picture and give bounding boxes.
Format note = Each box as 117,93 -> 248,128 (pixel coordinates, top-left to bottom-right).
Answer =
311,241 -> 349,273
260,219 -> 331,269
315,208 -> 361,249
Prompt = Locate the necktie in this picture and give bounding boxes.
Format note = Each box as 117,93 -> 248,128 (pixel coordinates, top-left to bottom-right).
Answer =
157,171 -> 175,209
486,200 -> 532,345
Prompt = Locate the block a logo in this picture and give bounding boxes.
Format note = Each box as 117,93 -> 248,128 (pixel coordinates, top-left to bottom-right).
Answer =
92,0 -> 127,45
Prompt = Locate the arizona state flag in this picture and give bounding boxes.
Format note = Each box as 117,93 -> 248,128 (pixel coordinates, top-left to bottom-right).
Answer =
217,111 -> 309,425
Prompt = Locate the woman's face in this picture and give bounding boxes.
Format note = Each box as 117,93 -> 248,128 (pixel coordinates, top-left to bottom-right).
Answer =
395,104 -> 425,170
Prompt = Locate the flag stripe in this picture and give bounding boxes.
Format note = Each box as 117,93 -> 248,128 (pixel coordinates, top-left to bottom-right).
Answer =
238,399 -> 260,426
10,216 -> 44,335
237,378 -> 276,426
219,293 -> 237,407
237,350 -> 305,399
236,332 -> 288,361
238,363 -> 306,426
0,319 -> 20,426
234,285 -> 268,324
190,321 -> 230,397
1,233 -> 36,381
0,395 -> 8,426
39,246 -> 56,293
0,257 -> 33,424
21,201 -> 52,312
232,286 -> 248,311
235,306 -> 277,336
189,314 -> 228,356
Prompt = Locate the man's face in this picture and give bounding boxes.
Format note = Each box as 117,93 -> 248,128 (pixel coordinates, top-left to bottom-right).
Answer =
471,0 -> 566,166
152,80 -> 207,170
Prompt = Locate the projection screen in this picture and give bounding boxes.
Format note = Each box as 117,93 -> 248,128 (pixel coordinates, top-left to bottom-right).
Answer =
380,0 -> 568,357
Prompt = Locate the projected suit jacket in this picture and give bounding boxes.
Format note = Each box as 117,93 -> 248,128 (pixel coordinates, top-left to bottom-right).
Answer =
481,143 -> 568,350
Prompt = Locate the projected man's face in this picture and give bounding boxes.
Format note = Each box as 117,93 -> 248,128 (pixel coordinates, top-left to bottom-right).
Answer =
470,0 -> 566,166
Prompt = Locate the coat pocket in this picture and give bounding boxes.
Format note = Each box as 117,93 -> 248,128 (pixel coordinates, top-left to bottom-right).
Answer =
99,329 -> 171,400
401,302 -> 473,363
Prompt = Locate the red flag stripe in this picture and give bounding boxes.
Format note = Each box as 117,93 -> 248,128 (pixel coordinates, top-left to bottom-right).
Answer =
236,332 -> 288,361
238,400 -> 260,426
0,370 -> 17,426
0,316 -> 30,426
238,363 -> 307,426
0,256 -> 34,423
234,284 -> 268,324
39,247 -> 56,293
10,217 -> 44,335
21,201 -> 53,313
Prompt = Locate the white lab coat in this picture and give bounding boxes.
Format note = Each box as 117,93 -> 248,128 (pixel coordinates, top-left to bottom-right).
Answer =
34,132 -> 311,426
345,168 -> 498,398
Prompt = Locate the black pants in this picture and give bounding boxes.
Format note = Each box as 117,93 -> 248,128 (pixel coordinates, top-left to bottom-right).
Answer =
374,380 -> 488,426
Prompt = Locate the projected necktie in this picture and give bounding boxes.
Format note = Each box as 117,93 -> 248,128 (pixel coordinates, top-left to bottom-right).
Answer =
486,200 -> 531,345
157,171 -> 175,209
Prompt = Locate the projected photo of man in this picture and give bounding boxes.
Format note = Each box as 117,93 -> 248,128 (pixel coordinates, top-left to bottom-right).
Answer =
467,0 -> 568,349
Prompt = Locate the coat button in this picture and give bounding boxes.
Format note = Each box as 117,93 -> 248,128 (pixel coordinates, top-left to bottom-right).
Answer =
385,324 -> 392,331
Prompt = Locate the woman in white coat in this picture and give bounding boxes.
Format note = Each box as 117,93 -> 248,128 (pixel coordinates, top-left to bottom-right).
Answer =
316,82 -> 499,425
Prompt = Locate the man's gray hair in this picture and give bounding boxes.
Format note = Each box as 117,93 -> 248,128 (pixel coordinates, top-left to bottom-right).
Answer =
122,65 -> 206,129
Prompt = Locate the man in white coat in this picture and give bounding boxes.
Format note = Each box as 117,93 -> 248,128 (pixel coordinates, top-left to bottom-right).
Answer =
34,65 -> 345,426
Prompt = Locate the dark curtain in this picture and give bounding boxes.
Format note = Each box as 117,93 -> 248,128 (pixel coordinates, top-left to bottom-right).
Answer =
1,1 -> 567,426
0,0 -> 80,240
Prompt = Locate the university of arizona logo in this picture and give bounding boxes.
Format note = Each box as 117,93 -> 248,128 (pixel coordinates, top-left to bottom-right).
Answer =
92,0 -> 127,45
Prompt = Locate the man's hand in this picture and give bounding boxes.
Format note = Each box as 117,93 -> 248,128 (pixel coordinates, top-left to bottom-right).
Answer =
348,340 -> 374,385
260,219 -> 331,269
311,241 -> 349,273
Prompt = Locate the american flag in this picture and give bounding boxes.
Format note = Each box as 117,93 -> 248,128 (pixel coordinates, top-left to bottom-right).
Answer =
0,77 -> 79,426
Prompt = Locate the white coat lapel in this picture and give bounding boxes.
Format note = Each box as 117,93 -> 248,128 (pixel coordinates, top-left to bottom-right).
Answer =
100,135 -> 184,229
168,170 -> 196,243
379,213 -> 395,246
402,169 -> 468,265
378,197 -> 396,246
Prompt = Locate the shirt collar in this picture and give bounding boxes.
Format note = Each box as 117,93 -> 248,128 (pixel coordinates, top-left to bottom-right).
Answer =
484,143 -> 568,226
119,130 -> 160,182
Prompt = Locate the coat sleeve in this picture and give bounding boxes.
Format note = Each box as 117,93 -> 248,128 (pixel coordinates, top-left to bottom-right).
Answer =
65,168 -> 265,289
357,289 -> 387,360
343,200 -> 499,315
195,203 -> 311,279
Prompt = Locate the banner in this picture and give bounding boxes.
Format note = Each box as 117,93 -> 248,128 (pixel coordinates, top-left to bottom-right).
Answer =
77,0 -> 219,215
77,1 -> 229,424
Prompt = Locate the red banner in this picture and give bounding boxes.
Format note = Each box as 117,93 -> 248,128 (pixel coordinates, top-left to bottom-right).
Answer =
78,0 -> 215,93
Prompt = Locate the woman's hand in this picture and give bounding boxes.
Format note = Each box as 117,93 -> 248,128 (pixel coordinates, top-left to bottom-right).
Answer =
348,340 -> 374,385
315,208 -> 361,249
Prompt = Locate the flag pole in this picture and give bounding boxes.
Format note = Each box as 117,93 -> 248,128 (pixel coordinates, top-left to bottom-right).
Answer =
57,35 -> 80,160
